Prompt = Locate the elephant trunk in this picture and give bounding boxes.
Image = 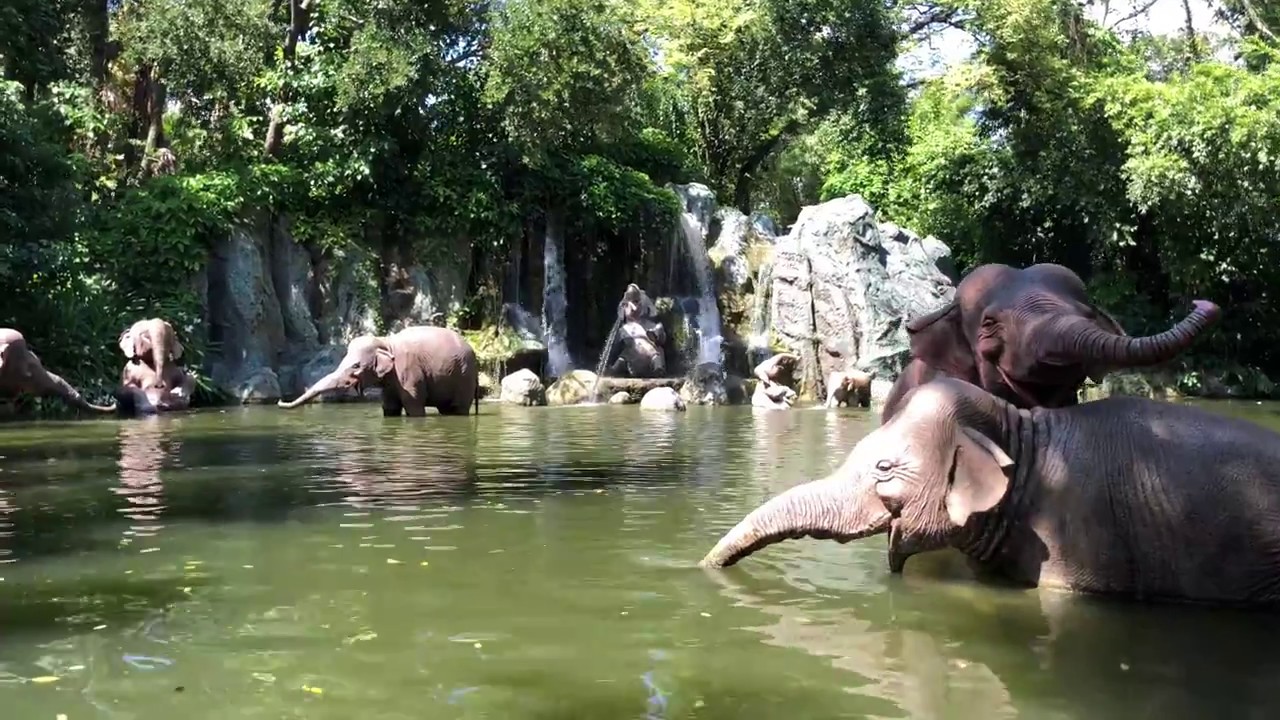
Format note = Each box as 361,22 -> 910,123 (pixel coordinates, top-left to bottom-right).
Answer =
699,475 -> 892,568
277,369 -> 343,409
147,318 -> 174,389
1050,300 -> 1221,368
44,370 -> 116,414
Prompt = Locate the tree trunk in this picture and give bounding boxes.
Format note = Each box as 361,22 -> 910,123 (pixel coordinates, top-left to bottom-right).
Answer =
264,0 -> 312,158
84,0 -> 111,90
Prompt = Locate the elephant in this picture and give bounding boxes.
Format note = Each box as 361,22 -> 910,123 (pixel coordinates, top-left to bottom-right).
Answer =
881,263 -> 1221,421
825,369 -> 872,408
0,328 -> 115,414
608,283 -> 667,378
700,376 -> 1280,607
118,318 -> 184,390
277,326 -> 480,416
116,357 -> 195,415
753,352 -> 799,391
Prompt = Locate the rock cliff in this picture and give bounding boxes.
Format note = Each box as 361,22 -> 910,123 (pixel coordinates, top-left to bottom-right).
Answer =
200,214 -> 469,402
767,195 -> 956,398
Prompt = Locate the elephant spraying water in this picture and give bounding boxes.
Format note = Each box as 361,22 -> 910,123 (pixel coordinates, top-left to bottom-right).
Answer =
278,326 -> 480,417
701,376 -> 1280,608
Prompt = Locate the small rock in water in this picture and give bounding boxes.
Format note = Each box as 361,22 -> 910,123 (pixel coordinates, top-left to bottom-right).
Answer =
386,558 -> 402,565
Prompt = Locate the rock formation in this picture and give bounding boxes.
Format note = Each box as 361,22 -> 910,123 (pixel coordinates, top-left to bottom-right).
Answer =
766,195 -> 956,400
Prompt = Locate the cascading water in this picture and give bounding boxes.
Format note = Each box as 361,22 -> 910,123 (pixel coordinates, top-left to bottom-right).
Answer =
589,311 -> 625,401
678,213 -> 723,366
542,217 -> 573,378
747,258 -> 775,364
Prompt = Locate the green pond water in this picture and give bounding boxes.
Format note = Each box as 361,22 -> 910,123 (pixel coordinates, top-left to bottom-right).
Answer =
3,400 -> 1280,719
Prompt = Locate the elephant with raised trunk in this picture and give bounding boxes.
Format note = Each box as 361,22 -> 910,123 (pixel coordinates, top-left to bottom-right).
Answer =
278,326 -> 480,416
882,263 -> 1221,420
0,329 -> 115,414
701,376 -> 1280,607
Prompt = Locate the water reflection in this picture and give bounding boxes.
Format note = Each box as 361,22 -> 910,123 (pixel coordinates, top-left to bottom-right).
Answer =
0,483 -> 12,563
706,562 -> 1280,720
114,418 -> 173,546
0,403 -> 1278,719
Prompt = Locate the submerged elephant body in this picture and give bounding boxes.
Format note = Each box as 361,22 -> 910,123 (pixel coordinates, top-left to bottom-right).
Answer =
0,329 -> 115,414
279,326 -> 479,416
883,263 -> 1221,420
703,377 -> 1280,607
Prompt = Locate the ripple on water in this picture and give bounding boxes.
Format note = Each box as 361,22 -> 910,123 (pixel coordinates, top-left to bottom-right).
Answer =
1,403 -> 1279,719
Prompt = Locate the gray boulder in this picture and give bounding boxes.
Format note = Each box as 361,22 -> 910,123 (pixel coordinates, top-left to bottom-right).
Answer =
500,369 -> 546,406
640,386 -> 686,412
769,195 -> 956,396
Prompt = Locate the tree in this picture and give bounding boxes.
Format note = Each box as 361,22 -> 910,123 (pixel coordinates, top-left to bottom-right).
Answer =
640,0 -> 903,213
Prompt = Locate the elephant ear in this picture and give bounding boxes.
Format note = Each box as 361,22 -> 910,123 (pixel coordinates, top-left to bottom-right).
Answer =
944,427 -> 1014,527
373,347 -> 395,377
118,328 -> 141,360
906,301 -> 977,380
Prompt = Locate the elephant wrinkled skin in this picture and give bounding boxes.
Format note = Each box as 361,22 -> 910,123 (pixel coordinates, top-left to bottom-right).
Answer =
0,328 -> 115,414
702,376 -> 1280,607
882,263 -> 1221,421
278,325 -> 479,416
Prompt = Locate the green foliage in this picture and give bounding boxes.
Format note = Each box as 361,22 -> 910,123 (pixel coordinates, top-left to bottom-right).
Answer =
485,0 -> 651,160
3,0 -> 1280,411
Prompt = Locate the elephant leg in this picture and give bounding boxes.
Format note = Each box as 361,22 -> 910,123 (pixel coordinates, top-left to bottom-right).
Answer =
401,394 -> 428,417
382,391 -> 404,417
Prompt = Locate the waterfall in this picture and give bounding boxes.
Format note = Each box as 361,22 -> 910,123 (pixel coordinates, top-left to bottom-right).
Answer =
746,258 -> 775,366
542,216 -> 572,378
678,213 -> 723,366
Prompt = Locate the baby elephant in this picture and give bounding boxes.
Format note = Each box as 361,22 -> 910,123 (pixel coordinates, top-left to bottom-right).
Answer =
701,376 -> 1280,608
278,325 -> 479,416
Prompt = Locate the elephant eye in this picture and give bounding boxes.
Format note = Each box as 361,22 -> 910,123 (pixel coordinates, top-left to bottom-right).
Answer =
875,460 -> 895,472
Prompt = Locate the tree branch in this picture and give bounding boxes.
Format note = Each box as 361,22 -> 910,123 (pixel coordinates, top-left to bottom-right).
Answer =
1237,0 -> 1279,40
1106,0 -> 1162,30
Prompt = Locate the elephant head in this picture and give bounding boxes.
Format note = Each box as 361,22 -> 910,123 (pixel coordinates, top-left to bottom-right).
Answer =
907,263 -> 1220,409
0,329 -> 115,414
277,335 -> 395,408
119,318 -> 184,390
700,377 -> 1012,570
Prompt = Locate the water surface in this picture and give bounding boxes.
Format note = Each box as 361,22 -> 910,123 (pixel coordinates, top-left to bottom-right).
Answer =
3,400 -> 1280,719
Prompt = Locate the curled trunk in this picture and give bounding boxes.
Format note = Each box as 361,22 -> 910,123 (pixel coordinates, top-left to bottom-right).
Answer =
699,475 -> 892,568
277,370 -> 343,409
1051,300 -> 1220,367
43,370 -> 115,414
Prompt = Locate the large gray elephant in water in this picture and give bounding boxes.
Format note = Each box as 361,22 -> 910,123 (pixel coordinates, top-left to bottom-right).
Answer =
278,326 -> 479,416
0,329 -> 115,414
883,263 -> 1221,421
701,376 -> 1280,607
